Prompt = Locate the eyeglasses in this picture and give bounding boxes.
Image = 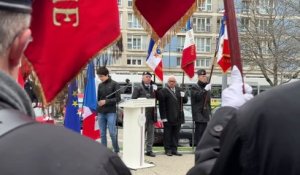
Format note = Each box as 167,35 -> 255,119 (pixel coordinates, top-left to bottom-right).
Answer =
168,80 -> 176,82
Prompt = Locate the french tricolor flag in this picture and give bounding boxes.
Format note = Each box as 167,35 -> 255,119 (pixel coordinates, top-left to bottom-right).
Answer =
82,61 -> 100,140
146,39 -> 163,81
217,15 -> 231,72
181,19 -> 196,78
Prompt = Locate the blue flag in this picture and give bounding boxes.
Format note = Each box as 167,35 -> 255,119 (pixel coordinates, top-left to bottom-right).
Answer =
83,61 -> 97,111
82,61 -> 100,140
64,80 -> 81,133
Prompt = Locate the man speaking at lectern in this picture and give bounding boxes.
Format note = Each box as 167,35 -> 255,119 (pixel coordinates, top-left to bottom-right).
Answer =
97,67 -> 121,153
132,71 -> 158,157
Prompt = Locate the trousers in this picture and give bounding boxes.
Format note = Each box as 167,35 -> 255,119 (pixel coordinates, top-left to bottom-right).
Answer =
98,113 -> 119,153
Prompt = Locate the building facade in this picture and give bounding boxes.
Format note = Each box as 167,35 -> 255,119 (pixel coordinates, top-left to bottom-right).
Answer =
95,0 -> 299,90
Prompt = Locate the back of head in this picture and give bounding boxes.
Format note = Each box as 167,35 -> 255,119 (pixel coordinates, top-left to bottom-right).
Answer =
0,0 -> 32,57
0,0 -> 34,117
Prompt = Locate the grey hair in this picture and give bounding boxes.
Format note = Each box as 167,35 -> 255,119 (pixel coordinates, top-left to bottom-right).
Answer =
168,75 -> 177,81
0,10 -> 31,56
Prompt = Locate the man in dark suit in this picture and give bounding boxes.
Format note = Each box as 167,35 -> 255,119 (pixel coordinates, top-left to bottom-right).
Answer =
0,1 -> 131,174
158,76 -> 188,156
131,71 -> 158,157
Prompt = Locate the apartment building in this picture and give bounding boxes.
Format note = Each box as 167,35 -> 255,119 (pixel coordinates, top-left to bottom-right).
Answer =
95,0 -> 298,90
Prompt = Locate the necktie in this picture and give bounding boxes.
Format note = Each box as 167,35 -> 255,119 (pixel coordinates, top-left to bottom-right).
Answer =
145,85 -> 150,91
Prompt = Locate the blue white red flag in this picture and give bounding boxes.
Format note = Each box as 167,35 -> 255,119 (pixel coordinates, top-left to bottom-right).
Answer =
146,39 -> 163,81
181,19 -> 196,78
217,15 -> 231,73
64,80 -> 81,133
82,62 -> 100,140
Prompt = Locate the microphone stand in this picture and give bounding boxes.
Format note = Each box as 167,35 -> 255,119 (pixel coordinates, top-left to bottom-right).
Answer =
105,83 -> 131,99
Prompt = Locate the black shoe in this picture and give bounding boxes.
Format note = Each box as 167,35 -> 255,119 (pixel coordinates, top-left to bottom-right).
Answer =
172,151 -> 182,156
145,151 -> 156,157
165,150 -> 173,156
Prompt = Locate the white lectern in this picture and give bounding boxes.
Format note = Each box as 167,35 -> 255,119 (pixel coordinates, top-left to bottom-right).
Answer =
119,98 -> 156,169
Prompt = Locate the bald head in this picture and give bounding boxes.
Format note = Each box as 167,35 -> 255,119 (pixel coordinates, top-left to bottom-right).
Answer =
167,75 -> 177,88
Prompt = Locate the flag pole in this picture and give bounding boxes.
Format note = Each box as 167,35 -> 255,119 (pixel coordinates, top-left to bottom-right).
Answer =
223,0 -> 245,93
208,50 -> 218,84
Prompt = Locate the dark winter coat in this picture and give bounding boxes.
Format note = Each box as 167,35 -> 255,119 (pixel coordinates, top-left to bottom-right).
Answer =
191,81 -> 211,122
131,82 -> 157,122
211,81 -> 300,175
97,77 -> 121,114
0,71 -> 34,117
187,107 -> 237,175
158,86 -> 188,124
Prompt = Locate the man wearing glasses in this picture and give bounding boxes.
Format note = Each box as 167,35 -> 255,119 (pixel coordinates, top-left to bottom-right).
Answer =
132,71 -> 158,157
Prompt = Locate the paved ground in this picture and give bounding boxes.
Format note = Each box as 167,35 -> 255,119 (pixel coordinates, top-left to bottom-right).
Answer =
130,153 -> 194,175
104,128 -> 195,175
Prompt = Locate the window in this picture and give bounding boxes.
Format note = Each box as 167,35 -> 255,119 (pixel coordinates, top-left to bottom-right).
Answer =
127,34 -> 147,50
240,17 -> 250,32
176,36 -> 185,52
176,57 -> 181,67
196,58 -> 211,68
216,18 -> 222,33
256,19 -> 272,32
260,40 -> 272,54
195,37 -> 211,53
128,12 -> 142,29
127,56 -> 143,66
118,0 -> 122,6
193,17 -> 211,32
256,0 -> 274,14
198,0 -> 212,11
242,1 -> 250,13
257,0 -> 274,7
128,0 -> 132,7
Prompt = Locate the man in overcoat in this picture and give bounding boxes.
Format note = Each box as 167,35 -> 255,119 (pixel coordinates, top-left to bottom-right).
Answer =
158,76 -> 188,156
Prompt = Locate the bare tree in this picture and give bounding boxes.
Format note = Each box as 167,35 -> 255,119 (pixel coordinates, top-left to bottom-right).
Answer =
237,0 -> 300,86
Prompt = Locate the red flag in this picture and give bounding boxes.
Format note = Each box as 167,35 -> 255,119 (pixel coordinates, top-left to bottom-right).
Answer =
25,1 -> 120,103
181,20 -> 196,78
133,0 -> 196,45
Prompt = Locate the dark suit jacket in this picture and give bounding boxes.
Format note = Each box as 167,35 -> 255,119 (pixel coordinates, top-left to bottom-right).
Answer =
131,82 -> 157,122
158,86 -> 188,124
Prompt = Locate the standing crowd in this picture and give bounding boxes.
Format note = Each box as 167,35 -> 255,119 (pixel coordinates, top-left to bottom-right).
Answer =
96,69 -> 212,158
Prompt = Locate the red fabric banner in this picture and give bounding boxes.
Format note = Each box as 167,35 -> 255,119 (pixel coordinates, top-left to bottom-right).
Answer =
25,0 -> 120,103
134,0 -> 196,44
